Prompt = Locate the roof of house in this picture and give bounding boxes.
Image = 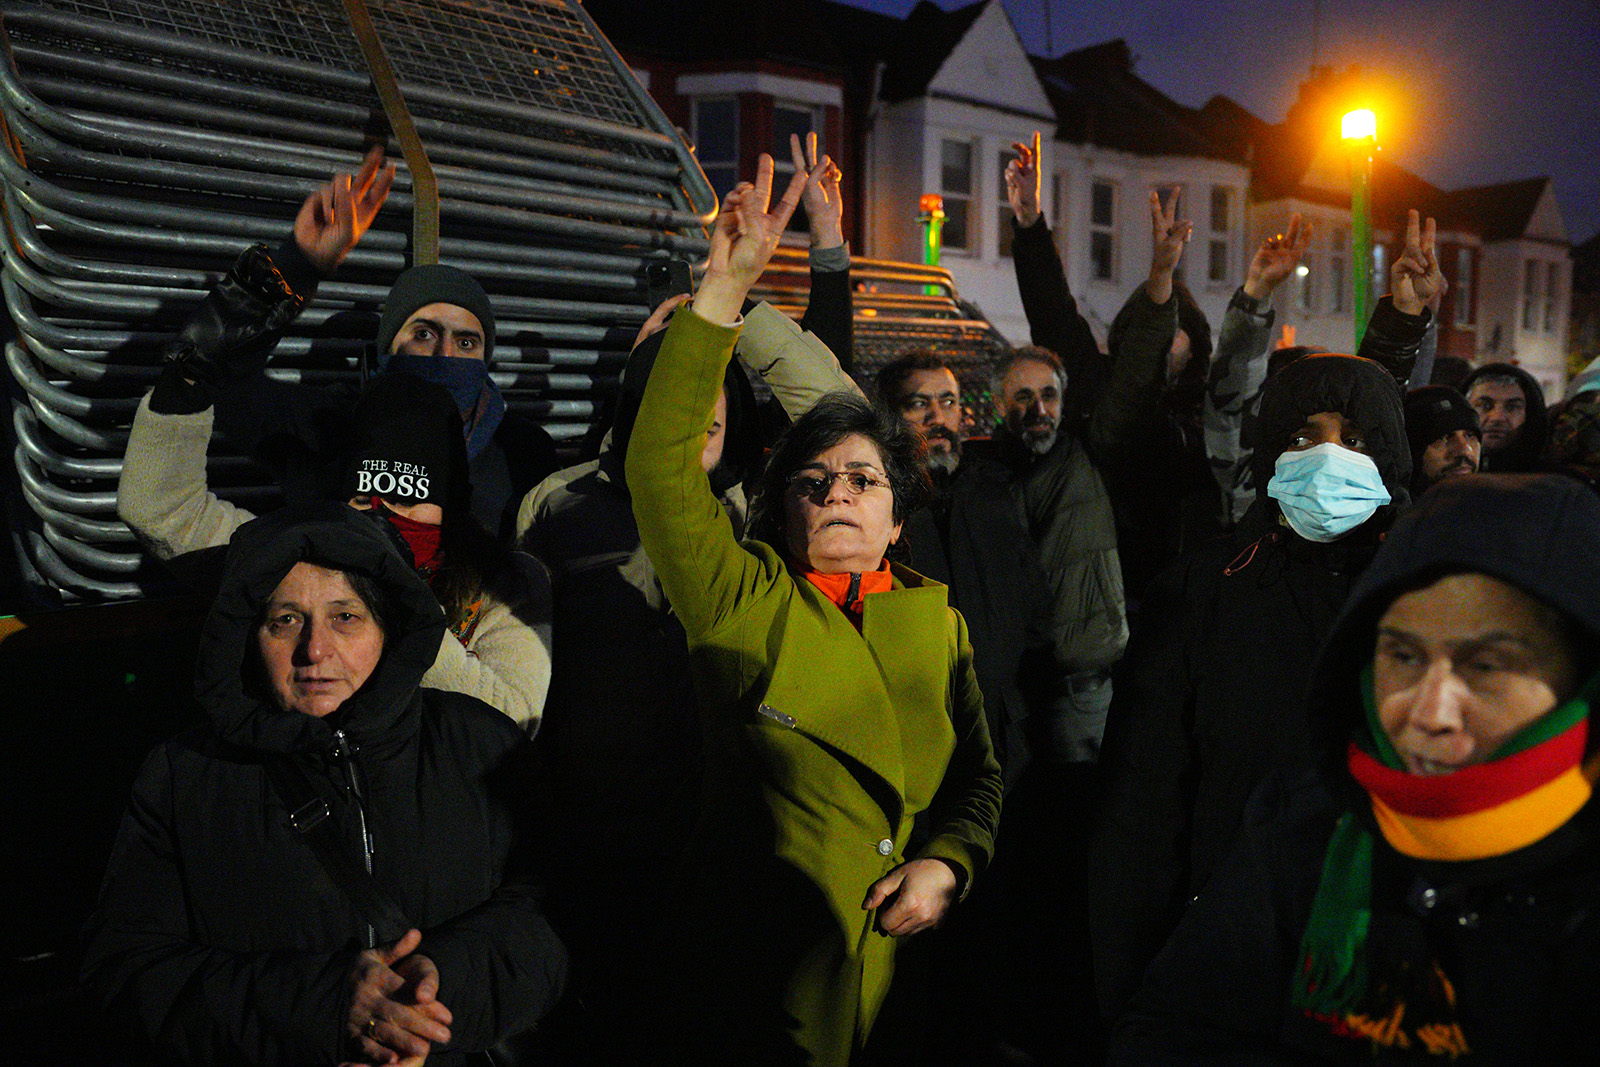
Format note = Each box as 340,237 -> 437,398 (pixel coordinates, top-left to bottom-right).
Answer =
1030,41 -> 1249,164
1446,177 -> 1552,242
813,0 -> 989,104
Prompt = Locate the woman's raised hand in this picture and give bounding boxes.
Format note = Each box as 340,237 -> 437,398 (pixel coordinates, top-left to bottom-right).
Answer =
692,154 -> 808,325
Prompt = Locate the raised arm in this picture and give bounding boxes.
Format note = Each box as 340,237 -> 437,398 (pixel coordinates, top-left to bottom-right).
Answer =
1006,131 -> 1107,420
791,131 -> 854,368
1359,208 -> 1442,385
1087,189 -> 1186,461
626,157 -> 809,640
1205,216 -> 1308,522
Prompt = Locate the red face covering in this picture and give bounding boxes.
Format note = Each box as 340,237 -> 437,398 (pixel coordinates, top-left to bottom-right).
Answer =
377,503 -> 443,575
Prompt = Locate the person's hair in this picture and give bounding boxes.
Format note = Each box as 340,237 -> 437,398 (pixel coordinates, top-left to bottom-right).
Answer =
746,393 -> 931,556
874,351 -> 952,408
990,345 -> 1063,397
331,566 -> 403,638
1465,371 -> 1526,398
433,511 -> 515,634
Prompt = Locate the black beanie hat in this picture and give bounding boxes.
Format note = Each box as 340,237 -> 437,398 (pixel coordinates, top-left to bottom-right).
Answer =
1403,385 -> 1480,460
340,374 -> 470,510
375,265 -> 496,366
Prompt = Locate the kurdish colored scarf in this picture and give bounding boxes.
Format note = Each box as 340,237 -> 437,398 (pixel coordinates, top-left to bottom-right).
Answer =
1290,667 -> 1599,1055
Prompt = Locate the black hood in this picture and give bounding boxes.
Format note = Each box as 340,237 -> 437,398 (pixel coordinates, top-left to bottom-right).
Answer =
1461,361 -> 1549,472
598,324 -> 759,495
1306,474 -> 1600,746
195,502 -> 446,755
1250,353 -> 1410,506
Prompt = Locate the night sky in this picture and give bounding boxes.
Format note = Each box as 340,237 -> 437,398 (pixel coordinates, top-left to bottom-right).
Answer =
839,0 -> 1600,244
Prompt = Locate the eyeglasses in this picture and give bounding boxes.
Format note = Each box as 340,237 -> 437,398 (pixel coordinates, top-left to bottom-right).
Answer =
786,469 -> 889,497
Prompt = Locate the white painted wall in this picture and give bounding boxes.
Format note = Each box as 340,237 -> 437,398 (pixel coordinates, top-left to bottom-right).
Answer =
1479,239 -> 1572,400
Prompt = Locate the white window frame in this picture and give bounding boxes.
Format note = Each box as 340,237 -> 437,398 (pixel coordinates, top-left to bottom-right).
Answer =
1089,178 -> 1118,283
1522,259 -> 1541,330
1207,185 -> 1233,286
1545,261 -> 1560,333
939,138 -> 977,255
1454,247 -> 1474,327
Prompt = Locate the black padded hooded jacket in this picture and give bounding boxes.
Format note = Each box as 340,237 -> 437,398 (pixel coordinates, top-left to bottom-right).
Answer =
82,503 -> 566,1065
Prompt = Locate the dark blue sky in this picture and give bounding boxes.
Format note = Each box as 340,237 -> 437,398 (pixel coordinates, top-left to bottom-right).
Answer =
839,0 -> 1600,244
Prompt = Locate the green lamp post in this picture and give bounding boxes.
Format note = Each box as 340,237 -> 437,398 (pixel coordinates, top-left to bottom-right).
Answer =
1343,108 -> 1376,349
917,193 -> 945,296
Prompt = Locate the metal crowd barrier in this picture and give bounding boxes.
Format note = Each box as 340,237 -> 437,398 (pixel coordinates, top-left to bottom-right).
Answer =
0,0 -> 1011,603
0,0 -> 717,601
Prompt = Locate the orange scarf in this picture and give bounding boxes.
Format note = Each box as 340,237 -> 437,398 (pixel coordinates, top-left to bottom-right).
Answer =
803,562 -> 894,625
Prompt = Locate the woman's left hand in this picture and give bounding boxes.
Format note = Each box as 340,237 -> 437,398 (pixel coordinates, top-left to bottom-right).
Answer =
863,858 -> 960,937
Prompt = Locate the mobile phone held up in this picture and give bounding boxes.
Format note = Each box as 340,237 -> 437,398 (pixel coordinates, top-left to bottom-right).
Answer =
644,260 -> 693,310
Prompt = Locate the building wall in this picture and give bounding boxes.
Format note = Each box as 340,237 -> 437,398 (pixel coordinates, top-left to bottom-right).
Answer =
1480,239 -> 1572,400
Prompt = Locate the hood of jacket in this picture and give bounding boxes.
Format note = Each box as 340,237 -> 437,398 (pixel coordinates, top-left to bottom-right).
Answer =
598,324 -> 759,496
1306,473 -> 1600,750
194,501 -> 447,755
1250,352 -> 1411,507
1461,361 -> 1549,472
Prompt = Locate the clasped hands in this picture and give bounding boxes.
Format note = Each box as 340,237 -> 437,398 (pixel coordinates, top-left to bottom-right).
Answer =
342,929 -> 450,1067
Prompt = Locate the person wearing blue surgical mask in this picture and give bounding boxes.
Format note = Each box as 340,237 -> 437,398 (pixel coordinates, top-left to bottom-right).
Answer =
1091,351 -> 1418,1022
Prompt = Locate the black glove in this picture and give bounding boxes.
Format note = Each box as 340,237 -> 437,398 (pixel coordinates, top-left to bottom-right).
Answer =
160,243 -> 308,400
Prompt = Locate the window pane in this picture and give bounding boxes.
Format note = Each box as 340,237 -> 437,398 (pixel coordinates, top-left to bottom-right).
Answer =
703,164 -> 738,203
1455,247 -> 1473,326
943,197 -> 969,250
1546,262 -> 1559,330
694,98 -> 737,163
1091,229 -> 1114,280
1331,257 -> 1346,312
1091,181 -> 1115,226
1210,187 -> 1230,232
941,140 -> 972,195
773,105 -> 815,161
1208,239 -> 1228,283
999,205 -> 1015,257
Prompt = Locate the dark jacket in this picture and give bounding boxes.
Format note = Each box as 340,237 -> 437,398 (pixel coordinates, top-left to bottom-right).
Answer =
901,453 -> 1067,791
1111,474 -> 1600,1064
154,241 -> 557,539
1090,354 -> 1411,1020
82,504 -> 566,1065
1098,284 -> 1221,604
1460,362 -> 1549,473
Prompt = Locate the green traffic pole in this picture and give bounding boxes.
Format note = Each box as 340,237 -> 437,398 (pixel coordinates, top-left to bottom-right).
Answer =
918,194 -> 945,297
1350,136 -> 1374,350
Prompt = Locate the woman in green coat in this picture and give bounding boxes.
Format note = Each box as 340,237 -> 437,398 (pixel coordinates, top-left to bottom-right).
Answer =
624,159 -> 1003,1065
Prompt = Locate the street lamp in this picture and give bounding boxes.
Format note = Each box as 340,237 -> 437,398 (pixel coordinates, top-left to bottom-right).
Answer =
1343,109 -> 1377,348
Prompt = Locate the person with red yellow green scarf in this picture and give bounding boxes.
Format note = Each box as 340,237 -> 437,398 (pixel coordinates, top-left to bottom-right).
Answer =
1111,473 -> 1600,1064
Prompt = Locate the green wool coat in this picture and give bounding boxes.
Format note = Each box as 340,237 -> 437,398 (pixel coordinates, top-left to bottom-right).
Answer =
625,307 -> 1003,1064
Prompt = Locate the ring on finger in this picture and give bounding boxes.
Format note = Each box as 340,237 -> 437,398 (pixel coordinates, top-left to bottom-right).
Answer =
366,1016 -> 380,1038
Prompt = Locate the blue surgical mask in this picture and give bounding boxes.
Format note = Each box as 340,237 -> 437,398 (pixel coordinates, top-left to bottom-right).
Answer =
1267,442 -> 1391,542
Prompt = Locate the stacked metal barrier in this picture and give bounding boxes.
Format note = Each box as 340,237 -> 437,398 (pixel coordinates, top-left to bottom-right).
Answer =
0,0 -> 1013,604
754,247 -> 1011,430
0,0 -> 716,600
